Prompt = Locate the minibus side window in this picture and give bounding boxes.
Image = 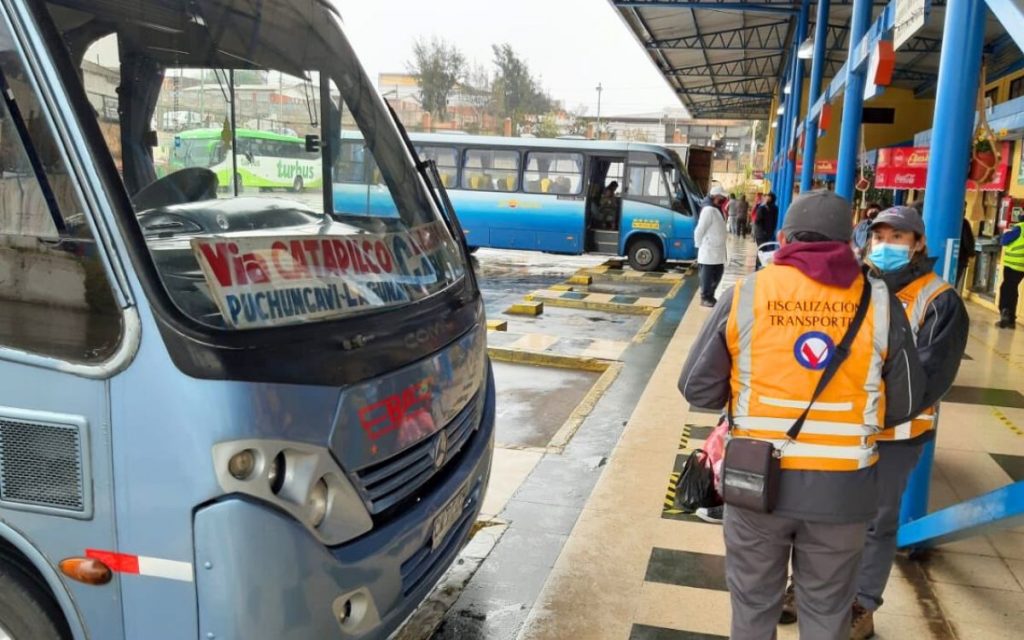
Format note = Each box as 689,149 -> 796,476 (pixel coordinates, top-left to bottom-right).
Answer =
0,31 -> 122,363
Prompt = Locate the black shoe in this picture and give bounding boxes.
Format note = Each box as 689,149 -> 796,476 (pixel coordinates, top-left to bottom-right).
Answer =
779,583 -> 797,624
997,309 -> 1016,328
700,299 -> 716,308
694,505 -> 724,524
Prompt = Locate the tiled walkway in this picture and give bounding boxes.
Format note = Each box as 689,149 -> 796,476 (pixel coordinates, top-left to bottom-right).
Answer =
516,237 -> 1024,640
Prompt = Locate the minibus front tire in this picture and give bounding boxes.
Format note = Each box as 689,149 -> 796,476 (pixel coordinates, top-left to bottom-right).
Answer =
627,237 -> 663,272
0,559 -> 69,640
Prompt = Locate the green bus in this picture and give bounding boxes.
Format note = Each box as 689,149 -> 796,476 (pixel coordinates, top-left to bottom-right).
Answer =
168,128 -> 323,191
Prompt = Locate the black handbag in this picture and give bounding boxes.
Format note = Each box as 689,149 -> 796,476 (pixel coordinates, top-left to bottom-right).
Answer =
721,274 -> 874,513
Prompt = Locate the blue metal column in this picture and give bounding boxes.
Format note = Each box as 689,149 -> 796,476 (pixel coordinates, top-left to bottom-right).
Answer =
800,0 -> 830,192
899,0 -> 988,533
777,38 -> 802,219
834,0 -> 873,200
776,72 -> 794,216
781,0 -> 810,209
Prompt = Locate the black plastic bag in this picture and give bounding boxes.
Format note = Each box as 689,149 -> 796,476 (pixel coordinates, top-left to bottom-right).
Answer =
675,449 -> 720,512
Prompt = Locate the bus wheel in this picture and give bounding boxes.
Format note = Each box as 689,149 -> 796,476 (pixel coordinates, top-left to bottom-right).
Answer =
0,560 -> 70,639
627,237 -> 663,272
292,175 -> 304,192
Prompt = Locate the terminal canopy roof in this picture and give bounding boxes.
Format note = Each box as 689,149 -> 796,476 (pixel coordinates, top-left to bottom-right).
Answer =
611,1 -> 1017,120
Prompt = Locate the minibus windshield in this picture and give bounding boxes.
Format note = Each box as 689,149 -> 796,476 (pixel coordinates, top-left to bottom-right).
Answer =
47,0 -> 466,330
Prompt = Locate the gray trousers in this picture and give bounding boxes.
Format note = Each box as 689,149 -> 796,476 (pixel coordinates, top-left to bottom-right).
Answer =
724,506 -> 866,640
855,441 -> 925,610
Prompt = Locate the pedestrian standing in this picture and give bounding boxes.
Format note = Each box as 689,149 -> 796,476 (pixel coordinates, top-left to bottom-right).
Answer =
846,206 -> 967,638
737,194 -> 750,238
752,192 -> 779,268
727,193 -> 740,235
996,210 -> 1024,328
695,186 -> 729,307
679,190 -> 925,640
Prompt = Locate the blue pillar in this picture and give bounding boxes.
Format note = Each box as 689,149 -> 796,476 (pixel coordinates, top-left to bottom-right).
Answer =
800,0 -> 831,192
899,0 -> 987,533
834,0 -> 873,200
776,58 -> 799,220
780,0 -> 810,213
922,0 -> 987,280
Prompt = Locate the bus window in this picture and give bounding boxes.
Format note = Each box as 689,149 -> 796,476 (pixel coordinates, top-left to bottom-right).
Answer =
627,152 -> 672,208
524,152 -> 584,195
0,38 -> 122,362
416,146 -> 458,189
462,149 -> 519,192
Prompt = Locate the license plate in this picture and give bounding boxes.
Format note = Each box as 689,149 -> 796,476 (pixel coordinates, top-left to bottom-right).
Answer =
432,485 -> 468,550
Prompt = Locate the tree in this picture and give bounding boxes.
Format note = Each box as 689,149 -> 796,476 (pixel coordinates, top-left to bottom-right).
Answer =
491,44 -> 551,129
565,105 -> 589,136
535,113 -> 561,138
408,37 -> 466,120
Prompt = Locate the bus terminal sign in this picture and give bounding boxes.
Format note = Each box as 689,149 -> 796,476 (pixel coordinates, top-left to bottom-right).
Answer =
191,223 -> 455,328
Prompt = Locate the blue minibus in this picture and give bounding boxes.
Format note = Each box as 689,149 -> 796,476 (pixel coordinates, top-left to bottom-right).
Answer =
335,132 -> 707,271
0,1 -> 492,638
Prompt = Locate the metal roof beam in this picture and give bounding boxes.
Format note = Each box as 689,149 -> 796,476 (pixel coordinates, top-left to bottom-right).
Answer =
646,20 -> 790,50
667,53 -> 782,77
681,77 -> 777,94
613,1 -> 799,13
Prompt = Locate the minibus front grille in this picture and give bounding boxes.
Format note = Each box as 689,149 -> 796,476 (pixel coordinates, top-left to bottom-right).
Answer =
399,480 -> 480,596
353,389 -> 483,515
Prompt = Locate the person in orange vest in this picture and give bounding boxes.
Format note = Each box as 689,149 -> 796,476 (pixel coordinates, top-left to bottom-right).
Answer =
679,191 -> 926,640
851,206 -> 968,638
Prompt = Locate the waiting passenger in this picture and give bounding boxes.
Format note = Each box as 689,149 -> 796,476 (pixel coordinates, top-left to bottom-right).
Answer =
596,181 -> 619,230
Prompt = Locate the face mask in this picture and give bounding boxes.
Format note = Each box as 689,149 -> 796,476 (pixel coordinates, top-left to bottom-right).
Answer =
868,242 -> 911,271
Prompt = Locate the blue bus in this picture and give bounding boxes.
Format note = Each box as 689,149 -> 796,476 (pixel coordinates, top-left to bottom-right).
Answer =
0,1 -> 491,638
335,132 -> 707,271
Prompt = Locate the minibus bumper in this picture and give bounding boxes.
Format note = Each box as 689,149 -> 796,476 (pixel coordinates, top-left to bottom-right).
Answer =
192,366 -> 495,639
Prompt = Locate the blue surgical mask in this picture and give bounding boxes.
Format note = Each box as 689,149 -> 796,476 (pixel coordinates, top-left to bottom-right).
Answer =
868,242 -> 911,272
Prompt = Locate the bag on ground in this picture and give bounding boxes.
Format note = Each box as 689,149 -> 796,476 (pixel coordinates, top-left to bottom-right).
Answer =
674,449 -> 720,512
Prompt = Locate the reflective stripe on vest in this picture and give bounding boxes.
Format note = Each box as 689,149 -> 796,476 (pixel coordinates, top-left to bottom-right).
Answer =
1004,223 -> 1024,272
726,267 -> 890,471
876,271 -> 951,442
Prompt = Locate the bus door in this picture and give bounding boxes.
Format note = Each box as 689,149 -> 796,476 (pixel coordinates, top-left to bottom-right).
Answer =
0,32 -> 128,636
521,151 -> 586,254
584,156 -> 625,254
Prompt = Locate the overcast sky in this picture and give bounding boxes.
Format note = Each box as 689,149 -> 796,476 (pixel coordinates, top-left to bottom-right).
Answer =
335,0 -> 683,118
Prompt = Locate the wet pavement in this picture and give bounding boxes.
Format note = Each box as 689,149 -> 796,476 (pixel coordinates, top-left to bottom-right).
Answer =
491,362 -> 600,449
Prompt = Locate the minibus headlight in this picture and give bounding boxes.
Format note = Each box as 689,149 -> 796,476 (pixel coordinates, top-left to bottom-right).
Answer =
212,440 -> 372,545
227,449 -> 256,480
309,478 -> 329,527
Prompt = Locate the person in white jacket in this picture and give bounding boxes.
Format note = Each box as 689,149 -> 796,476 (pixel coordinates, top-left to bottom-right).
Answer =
695,185 -> 729,306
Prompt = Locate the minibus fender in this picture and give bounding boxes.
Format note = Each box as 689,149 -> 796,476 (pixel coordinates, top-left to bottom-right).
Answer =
0,523 -> 86,639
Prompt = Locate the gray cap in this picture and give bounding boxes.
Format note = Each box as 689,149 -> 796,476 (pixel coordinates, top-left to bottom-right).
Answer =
780,190 -> 853,242
870,206 -> 925,236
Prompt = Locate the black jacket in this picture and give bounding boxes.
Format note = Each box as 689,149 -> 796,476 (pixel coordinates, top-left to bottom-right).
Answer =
876,257 -> 970,440
753,202 -> 778,243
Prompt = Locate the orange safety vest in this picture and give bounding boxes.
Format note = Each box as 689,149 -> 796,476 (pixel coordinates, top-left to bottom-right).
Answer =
725,266 -> 891,471
875,271 -> 952,441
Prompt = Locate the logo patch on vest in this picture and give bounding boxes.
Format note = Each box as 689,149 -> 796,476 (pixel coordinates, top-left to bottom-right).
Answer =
793,331 -> 835,370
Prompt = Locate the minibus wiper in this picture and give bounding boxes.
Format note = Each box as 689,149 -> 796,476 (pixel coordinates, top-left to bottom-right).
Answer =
0,68 -> 66,235
385,99 -> 479,286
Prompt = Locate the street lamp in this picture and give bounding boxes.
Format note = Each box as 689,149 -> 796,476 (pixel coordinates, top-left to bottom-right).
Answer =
595,82 -> 603,139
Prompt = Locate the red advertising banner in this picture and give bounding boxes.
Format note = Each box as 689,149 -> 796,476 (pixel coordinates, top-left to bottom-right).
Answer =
794,158 -> 838,175
875,142 -> 1011,191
